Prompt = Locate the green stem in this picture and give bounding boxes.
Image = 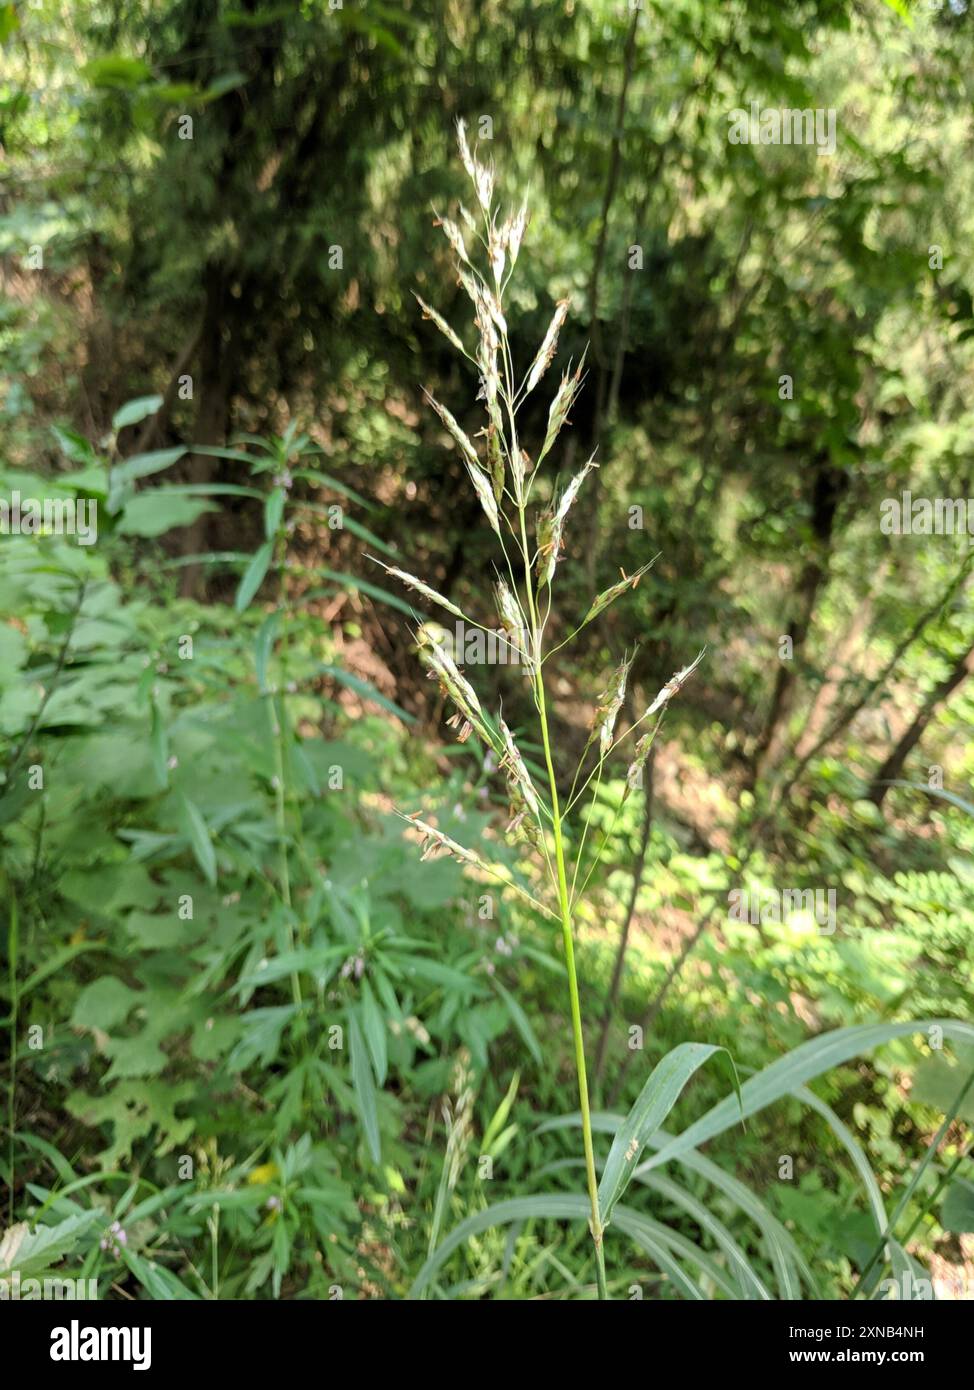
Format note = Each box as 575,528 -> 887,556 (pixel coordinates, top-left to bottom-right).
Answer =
518,509 -> 607,1300
539,688 -> 608,1300
7,888 -> 18,1225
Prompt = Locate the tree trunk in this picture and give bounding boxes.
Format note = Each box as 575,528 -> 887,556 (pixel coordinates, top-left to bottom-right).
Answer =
868,639 -> 974,806
749,453 -> 847,786
178,265 -> 239,597
774,552 -> 972,810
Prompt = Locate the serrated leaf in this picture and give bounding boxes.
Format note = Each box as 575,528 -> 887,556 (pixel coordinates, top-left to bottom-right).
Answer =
0,1212 -> 97,1277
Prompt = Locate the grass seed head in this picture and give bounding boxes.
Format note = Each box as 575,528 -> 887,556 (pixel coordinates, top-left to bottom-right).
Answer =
525,298 -> 571,396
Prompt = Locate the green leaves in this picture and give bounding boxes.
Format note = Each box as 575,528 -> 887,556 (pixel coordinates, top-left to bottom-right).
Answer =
941,1178 -> 974,1234
82,56 -> 154,90
178,795 -> 217,885
598,1043 -> 739,1227
359,980 -> 388,1086
236,540 -> 275,612
348,1012 -> 381,1163
70,977 -> 140,1032
639,1020 -> 974,1178
111,394 -> 163,431
0,1213 -> 97,1278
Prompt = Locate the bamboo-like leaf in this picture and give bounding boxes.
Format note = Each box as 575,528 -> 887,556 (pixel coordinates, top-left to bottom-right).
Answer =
360,980 -> 388,1087
598,1042 -> 739,1227
794,1084 -> 886,1234
492,979 -> 542,1067
235,539 -> 274,612
639,1019 -> 974,1178
537,1112 -> 816,1298
178,795 -> 217,885
637,1172 -> 770,1299
409,1193 -> 726,1300
348,1012 -> 381,1163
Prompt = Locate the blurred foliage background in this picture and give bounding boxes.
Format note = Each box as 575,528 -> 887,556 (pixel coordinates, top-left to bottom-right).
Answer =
1,0 -> 973,1301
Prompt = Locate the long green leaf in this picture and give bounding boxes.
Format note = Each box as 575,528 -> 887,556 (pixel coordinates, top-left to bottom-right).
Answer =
409,1193 -> 727,1300
360,981 -> 388,1086
637,1171 -> 771,1299
492,979 -> 542,1067
178,795 -> 217,885
639,1020 -> 974,1178
599,1042 -> 738,1226
314,664 -> 414,723
538,1111 -> 814,1298
235,540 -> 275,612
348,1013 -> 381,1164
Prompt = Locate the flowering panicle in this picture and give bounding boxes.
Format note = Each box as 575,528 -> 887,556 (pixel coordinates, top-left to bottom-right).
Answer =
498,717 -> 542,822
639,649 -> 706,720
418,624 -> 490,746
583,558 -> 657,626
621,652 -> 705,797
537,452 -> 598,587
494,578 -> 524,634
396,123 -> 707,1300
456,118 -> 494,212
423,388 -> 500,533
399,811 -> 484,867
592,650 -> 635,758
422,388 -> 479,468
624,727 -> 660,798
540,351 -> 586,461
525,299 -> 571,397
413,293 -> 465,355
434,212 -> 471,266
371,560 -> 465,620
503,200 -> 528,268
